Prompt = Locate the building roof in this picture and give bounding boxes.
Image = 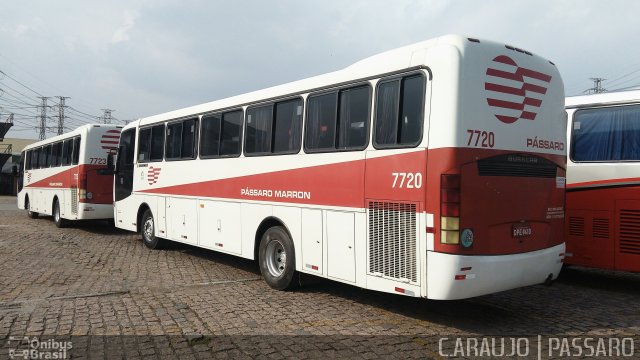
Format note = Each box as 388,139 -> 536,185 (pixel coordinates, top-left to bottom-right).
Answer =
1,138 -> 39,154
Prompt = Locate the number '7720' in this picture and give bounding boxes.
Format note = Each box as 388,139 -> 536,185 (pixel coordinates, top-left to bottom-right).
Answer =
392,172 -> 423,189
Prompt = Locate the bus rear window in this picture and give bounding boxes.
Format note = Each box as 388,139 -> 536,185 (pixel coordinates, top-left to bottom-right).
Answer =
572,104 -> 640,161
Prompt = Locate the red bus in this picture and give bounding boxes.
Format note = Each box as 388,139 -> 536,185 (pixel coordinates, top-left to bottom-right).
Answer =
565,90 -> 640,272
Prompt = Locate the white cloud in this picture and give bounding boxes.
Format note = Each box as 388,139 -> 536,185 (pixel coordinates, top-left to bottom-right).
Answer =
3,0 -> 640,139
111,10 -> 138,44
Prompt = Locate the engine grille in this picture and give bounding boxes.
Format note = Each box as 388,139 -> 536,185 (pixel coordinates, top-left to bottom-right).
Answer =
477,154 -> 557,178
592,218 -> 609,239
619,209 -> 640,255
71,185 -> 78,215
368,201 -> 417,283
568,216 -> 584,237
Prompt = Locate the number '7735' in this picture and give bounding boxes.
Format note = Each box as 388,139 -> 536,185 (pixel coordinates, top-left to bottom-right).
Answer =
392,172 -> 423,189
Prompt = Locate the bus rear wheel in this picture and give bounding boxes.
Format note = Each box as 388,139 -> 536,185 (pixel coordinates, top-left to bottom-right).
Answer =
26,198 -> 38,219
258,226 -> 296,290
141,209 -> 164,249
53,199 -> 68,228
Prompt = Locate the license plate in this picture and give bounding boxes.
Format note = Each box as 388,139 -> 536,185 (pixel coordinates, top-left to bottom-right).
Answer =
512,223 -> 532,237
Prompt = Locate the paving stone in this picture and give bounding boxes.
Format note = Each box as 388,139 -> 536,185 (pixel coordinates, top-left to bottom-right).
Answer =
0,196 -> 639,358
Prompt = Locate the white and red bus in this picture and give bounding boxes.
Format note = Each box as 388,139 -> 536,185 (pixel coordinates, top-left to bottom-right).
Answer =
565,90 -> 640,272
111,35 -> 566,300
17,124 -> 122,227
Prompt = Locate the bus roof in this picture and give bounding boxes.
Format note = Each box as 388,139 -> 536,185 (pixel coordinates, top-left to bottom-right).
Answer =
128,34 -> 555,129
23,124 -> 123,151
566,89 -> 640,109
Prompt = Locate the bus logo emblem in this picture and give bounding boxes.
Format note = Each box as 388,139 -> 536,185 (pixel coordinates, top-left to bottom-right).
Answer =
101,129 -> 121,155
148,166 -> 161,185
485,55 -> 552,124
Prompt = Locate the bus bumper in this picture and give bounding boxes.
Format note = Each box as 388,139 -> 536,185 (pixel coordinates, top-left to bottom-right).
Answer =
426,243 -> 565,300
78,203 -> 114,220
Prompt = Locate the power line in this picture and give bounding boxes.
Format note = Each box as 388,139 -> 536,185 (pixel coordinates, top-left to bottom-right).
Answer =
0,70 -> 44,97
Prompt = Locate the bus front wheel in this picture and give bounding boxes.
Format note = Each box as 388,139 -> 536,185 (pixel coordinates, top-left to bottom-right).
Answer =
141,209 -> 163,249
258,226 -> 297,291
26,198 -> 38,219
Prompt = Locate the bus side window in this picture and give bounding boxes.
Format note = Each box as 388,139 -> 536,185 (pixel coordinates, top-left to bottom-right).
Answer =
72,137 -> 81,165
180,118 -> 198,159
44,145 -> 53,168
305,84 -> 370,153
200,114 -> 221,157
305,92 -> 337,152
25,151 -> 32,171
33,147 -> 40,169
273,99 -> 302,154
202,110 -> 243,158
52,142 -> 62,167
572,104 -> 640,161
374,74 -> 425,148
61,140 -> 72,166
166,122 -> 183,160
149,125 -> 165,162
338,85 -> 370,150
220,110 -> 242,156
245,105 -> 273,155
138,128 -> 152,162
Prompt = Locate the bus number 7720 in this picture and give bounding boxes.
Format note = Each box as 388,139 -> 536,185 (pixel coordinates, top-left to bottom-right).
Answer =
392,172 -> 423,189
467,129 -> 495,148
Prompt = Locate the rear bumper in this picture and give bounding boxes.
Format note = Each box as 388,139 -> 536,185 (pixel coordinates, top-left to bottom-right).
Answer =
426,243 -> 565,300
77,203 -> 114,220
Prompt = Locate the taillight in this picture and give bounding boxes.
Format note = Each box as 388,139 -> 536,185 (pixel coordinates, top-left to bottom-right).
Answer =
79,174 -> 87,200
441,174 -> 461,244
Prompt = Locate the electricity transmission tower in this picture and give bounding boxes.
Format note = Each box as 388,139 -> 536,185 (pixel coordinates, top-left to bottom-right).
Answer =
38,97 -> 49,140
585,77 -> 607,94
56,96 -> 69,135
101,109 -> 114,124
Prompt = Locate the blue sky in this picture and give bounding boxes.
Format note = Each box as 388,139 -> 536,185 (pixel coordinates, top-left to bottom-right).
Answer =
2,0 -> 639,139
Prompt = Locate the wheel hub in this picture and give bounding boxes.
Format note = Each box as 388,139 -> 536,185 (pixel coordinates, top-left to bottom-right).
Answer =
265,238 -> 286,277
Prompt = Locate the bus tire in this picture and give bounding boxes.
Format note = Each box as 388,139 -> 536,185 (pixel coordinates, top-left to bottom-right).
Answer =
258,226 -> 297,291
26,198 -> 38,219
53,199 -> 68,228
141,209 -> 163,249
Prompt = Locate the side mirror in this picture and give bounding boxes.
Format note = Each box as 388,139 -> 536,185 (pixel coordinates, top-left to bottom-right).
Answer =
97,153 -> 116,175
11,165 -> 18,176
107,153 -> 115,170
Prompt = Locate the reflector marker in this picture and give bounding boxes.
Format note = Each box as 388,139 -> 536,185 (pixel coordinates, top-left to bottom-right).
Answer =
305,264 -> 319,271
394,287 -> 415,296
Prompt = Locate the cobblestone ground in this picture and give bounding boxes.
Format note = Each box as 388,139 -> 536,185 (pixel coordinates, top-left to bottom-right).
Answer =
0,196 -> 639,359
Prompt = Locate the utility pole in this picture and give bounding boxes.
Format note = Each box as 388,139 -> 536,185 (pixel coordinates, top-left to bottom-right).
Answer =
585,78 -> 607,94
101,109 -> 114,124
38,97 -> 49,140
56,96 -> 70,135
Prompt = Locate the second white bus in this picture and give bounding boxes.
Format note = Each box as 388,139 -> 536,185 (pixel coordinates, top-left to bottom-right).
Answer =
17,124 -> 122,227
111,35 -> 566,300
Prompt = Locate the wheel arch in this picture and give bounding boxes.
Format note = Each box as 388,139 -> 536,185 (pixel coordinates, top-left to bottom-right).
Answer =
253,216 -> 293,261
51,195 -> 60,214
136,202 -> 152,233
